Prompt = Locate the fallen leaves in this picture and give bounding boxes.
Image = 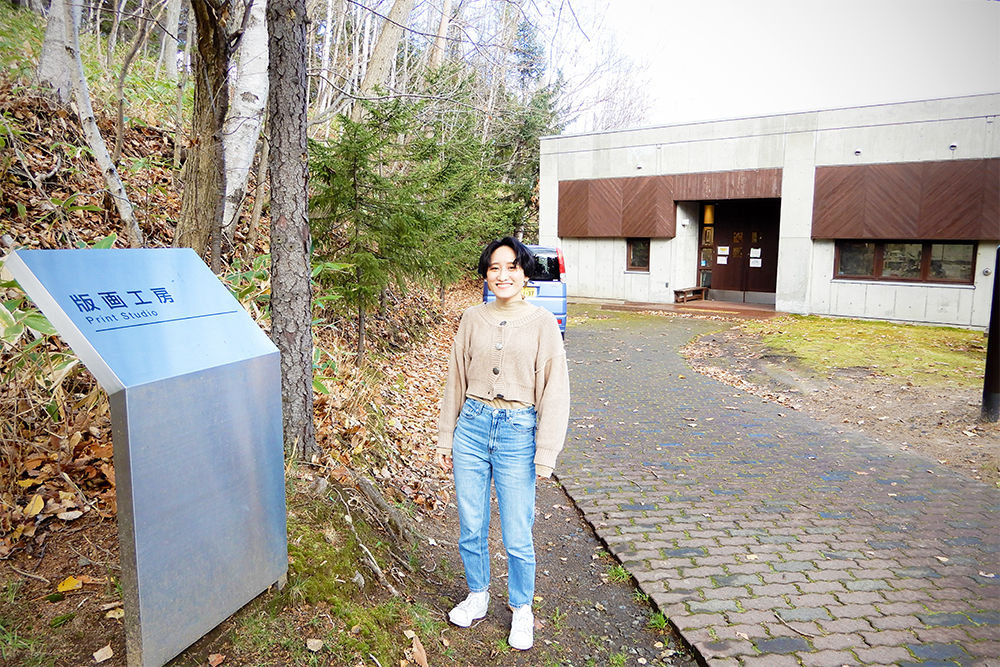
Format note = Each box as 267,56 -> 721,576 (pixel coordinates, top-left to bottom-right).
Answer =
56,575 -> 82,592
403,630 -> 428,667
25,493 -> 44,517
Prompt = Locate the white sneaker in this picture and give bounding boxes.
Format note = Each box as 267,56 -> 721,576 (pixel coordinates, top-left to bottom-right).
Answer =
448,591 -> 489,627
508,605 -> 534,650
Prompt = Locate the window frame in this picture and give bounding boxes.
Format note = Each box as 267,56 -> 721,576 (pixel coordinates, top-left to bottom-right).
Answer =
626,238 -> 651,273
834,240 -> 977,285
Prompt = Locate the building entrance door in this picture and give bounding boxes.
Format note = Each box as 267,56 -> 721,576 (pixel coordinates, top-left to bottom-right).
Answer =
700,199 -> 781,304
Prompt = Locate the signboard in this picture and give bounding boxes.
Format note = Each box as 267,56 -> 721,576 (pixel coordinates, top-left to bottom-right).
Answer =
6,249 -> 287,667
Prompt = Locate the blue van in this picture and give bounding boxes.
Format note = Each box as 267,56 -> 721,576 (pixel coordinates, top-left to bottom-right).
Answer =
483,244 -> 567,337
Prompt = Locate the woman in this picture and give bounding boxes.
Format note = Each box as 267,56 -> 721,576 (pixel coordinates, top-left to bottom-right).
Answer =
436,237 -> 570,651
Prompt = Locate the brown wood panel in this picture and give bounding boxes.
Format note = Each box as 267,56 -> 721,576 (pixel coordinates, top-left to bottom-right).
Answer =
557,180 -> 590,237
673,169 -> 782,200
587,178 -> 624,237
919,160 -> 986,240
813,159 -> 998,241
983,159 -> 999,241
864,163 -> 922,239
622,175 -> 674,237
559,169 -> 783,239
812,166 -> 867,238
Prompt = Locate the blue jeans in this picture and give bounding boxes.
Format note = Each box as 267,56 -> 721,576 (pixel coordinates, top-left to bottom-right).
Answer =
452,398 -> 537,608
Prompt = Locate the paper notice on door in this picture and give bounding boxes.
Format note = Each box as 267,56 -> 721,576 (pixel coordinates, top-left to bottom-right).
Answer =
717,256 -> 728,265
718,246 -> 730,256
750,247 -> 761,258
749,258 -> 763,268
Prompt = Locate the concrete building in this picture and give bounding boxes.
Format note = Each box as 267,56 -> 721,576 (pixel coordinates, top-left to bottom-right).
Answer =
539,93 -> 999,328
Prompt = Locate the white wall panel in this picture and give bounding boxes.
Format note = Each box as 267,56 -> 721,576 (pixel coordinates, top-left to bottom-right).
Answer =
972,244 -> 998,328
831,282 -> 869,317
807,241 -> 835,315
924,287 -> 965,325
891,286 -> 928,322
864,284 -> 899,319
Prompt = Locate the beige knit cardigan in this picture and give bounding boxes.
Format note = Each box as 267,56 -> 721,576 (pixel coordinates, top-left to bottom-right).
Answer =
436,301 -> 570,477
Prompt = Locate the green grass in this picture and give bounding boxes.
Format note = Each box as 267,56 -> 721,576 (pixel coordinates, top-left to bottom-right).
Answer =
608,652 -> 628,667
0,8 -> 42,83
550,606 -> 567,632
648,611 -> 669,630
0,5 -> 191,136
228,486 -> 448,666
0,616 -> 48,666
606,564 -> 631,583
742,315 -> 987,387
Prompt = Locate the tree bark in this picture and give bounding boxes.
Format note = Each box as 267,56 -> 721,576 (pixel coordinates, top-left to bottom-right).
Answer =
160,0 -> 182,81
268,0 -> 316,460
350,0 -> 414,121
314,0 -> 335,109
221,0 -> 269,241
427,0 -> 451,71
113,0 -> 151,164
247,126 -> 268,248
106,0 -> 122,70
173,0 -> 229,267
36,0 -> 73,103
62,0 -> 143,247
172,13 -> 193,172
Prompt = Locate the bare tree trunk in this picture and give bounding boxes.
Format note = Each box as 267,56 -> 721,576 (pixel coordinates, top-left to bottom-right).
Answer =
63,0 -> 143,247
221,0 -> 268,241
481,0 -> 521,143
350,0 -> 414,121
268,0 -> 316,460
106,0 -> 122,69
427,0 -> 451,71
36,0 -> 73,102
314,0 -> 334,109
173,0 -> 229,268
113,0 -> 151,163
247,127 -> 268,248
172,13 -> 193,171
161,0 -> 182,81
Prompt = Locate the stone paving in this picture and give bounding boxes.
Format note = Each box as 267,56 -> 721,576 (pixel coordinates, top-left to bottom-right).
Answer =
557,312 -> 1000,667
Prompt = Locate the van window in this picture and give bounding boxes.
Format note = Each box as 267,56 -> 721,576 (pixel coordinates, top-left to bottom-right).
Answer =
532,252 -> 561,281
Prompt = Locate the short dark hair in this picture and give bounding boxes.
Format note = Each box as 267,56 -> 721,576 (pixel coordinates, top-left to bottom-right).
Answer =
478,237 -> 535,279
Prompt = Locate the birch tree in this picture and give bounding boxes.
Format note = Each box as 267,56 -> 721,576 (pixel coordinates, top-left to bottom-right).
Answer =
35,0 -> 73,102
221,0 -> 269,241
160,0 -> 182,82
62,0 -> 144,247
427,0 -> 452,71
349,0 -> 414,121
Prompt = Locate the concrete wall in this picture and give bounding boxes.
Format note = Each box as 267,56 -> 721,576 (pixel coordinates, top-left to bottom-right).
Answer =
540,93 -> 1000,328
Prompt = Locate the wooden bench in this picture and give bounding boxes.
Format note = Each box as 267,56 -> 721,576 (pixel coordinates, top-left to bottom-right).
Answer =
673,286 -> 708,303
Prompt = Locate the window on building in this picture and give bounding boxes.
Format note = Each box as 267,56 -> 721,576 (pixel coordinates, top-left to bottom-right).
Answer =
835,241 -> 976,283
627,238 -> 650,272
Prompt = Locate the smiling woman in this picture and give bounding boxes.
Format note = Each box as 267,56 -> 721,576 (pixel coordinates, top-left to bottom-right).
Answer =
435,236 -> 570,652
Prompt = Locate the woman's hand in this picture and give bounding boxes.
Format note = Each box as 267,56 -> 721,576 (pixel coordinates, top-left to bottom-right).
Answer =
436,452 -> 453,472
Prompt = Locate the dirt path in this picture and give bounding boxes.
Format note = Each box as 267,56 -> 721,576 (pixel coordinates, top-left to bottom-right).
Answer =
682,324 -> 999,488
420,478 -> 699,667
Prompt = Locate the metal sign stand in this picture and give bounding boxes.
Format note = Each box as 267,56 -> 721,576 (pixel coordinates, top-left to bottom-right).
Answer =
7,249 -> 287,667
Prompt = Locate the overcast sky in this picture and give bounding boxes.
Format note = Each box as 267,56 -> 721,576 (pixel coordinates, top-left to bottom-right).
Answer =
595,0 -> 1000,127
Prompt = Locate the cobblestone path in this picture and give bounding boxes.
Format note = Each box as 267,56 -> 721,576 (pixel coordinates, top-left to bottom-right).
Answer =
558,312 -> 1000,667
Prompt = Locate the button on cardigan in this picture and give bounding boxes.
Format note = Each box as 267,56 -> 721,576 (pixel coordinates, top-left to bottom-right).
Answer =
437,300 -> 570,478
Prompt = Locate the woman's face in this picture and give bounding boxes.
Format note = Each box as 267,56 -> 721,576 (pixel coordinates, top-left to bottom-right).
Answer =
486,245 -> 527,305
